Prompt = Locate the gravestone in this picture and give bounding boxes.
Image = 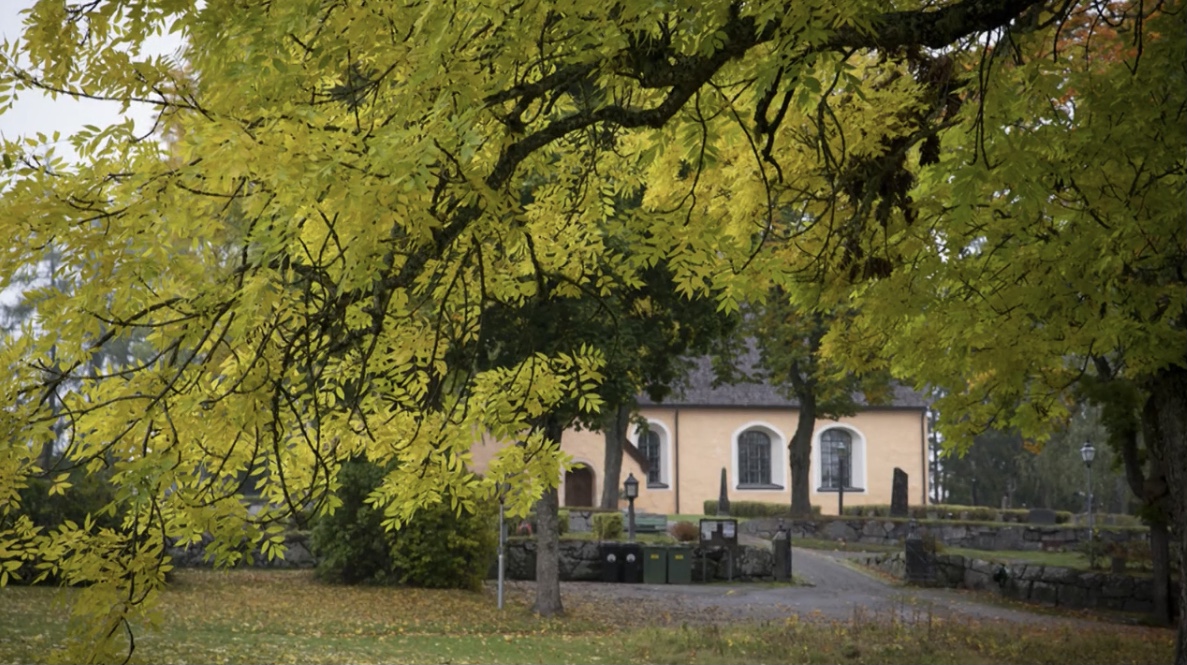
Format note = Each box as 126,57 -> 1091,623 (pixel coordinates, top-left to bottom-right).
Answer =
1027,508 -> 1058,525
717,468 -> 731,516
772,525 -> 792,582
890,468 -> 909,517
904,523 -> 935,584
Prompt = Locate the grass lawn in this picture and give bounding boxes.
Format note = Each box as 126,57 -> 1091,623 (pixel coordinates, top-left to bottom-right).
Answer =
943,548 -> 1156,576
792,537 -> 901,554
544,531 -> 678,544
667,514 -> 751,523
0,569 -> 1173,664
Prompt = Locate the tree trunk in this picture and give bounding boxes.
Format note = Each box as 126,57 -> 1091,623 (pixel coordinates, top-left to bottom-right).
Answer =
1152,520 -> 1172,626
599,402 -> 631,509
789,390 -> 816,517
1146,364 -> 1187,663
532,416 -> 566,617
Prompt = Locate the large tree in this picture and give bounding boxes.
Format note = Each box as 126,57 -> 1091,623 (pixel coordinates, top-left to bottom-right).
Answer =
1,0 -> 1180,660
738,292 -> 893,517
825,2 -> 1185,654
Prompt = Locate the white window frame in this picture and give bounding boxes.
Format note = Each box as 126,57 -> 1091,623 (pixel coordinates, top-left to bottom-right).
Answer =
630,419 -> 671,488
731,421 -> 786,490
812,424 -> 868,493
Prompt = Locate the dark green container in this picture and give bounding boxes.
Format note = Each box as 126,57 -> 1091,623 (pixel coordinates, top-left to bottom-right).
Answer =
642,546 -> 667,584
666,547 -> 693,584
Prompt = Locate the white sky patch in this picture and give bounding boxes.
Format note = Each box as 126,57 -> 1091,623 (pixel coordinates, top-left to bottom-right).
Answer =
0,0 -> 184,158
1,1 -> 186,311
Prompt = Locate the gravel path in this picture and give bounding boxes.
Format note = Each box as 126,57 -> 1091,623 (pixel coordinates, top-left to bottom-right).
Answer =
492,547 -> 1108,629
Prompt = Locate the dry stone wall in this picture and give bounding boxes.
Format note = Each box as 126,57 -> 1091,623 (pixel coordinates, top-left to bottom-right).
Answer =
742,517 -> 1146,552
495,539 -> 774,582
861,551 -> 1176,614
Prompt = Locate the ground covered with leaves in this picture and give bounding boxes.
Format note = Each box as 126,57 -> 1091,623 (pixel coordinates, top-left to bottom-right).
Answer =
0,570 -> 1172,664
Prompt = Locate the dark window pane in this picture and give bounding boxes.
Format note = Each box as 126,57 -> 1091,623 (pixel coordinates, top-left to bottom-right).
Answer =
820,429 -> 853,489
641,430 -> 662,484
738,430 -> 771,485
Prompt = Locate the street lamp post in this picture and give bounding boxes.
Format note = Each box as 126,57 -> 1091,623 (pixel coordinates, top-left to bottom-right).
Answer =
624,473 -> 639,542
497,482 -> 509,610
837,440 -> 848,517
1081,441 -> 1096,568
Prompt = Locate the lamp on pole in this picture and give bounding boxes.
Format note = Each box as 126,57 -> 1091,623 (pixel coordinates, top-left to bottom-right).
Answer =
837,439 -> 848,517
624,473 -> 639,542
1080,441 -> 1096,568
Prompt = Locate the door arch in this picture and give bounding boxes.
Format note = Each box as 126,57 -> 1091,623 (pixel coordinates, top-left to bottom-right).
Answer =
564,466 -> 595,507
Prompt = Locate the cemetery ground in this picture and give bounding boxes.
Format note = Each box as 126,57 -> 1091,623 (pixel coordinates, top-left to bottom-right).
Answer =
0,554 -> 1173,665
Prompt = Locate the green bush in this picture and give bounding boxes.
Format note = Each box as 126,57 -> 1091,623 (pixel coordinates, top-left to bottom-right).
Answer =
592,512 -> 624,539
311,459 -> 496,590
388,498 -> 496,591
311,459 -> 394,584
702,500 -> 821,518
12,470 -> 125,585
19,471 -> 123,532
557,509 -> 570,535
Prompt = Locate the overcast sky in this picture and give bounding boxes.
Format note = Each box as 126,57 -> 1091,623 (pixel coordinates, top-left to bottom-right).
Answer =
1,0 -> 181,151
1,1 -> 185,309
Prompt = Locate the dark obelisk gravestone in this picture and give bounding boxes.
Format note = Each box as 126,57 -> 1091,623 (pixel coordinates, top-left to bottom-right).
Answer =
717,468 -> 731,516
891,467 -> 910,517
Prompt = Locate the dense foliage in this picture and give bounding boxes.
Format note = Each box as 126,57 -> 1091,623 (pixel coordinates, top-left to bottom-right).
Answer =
0,0 -> 1181,659
312,459 -> 496,590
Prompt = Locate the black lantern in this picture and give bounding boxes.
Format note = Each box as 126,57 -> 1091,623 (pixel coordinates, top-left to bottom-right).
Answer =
624,473 -> 639,541
623,473 -> 639,500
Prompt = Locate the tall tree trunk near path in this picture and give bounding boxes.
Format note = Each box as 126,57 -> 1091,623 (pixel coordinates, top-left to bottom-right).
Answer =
789,389 -> 817,517
1140,389 -> 1175,628
1146,364 -> 1187,663
532,416 -> 566,617
600,403 -> 631,510
1151,520 -> 1172,626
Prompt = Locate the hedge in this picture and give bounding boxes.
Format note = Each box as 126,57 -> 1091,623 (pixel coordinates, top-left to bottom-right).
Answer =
702,500 -> 822,518
840,503 -> 1075,524
592,512 -> 624,539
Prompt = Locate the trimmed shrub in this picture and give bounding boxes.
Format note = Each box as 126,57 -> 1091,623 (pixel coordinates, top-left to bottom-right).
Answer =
669,520 -> 699,542
702,500 -> 821,518
557,509 -> 570,536
592,512 -> 624,540
841,503 -> 1077,524
311,458 -> 497,590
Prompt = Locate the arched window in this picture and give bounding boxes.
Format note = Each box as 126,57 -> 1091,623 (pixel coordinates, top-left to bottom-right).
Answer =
820,428 -> 853,490
640,429 -> 662,485
738,430 -> 772,486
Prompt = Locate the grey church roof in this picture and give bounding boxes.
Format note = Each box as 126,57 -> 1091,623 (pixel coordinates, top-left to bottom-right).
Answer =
638,355 -> 929,410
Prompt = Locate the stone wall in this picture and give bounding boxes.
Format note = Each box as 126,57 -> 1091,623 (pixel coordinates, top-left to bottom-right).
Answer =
167,532 -> 316,569
495,539 -> 774,582
861,551 -> 1176,615
742,517 -> 1147,552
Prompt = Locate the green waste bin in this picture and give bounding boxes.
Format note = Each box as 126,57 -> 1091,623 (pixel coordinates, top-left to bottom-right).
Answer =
642,546 -> 667,584
666,547 -> 692,584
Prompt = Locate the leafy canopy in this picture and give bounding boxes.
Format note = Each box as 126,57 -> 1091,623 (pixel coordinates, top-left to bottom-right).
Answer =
2,0 -> 1180,661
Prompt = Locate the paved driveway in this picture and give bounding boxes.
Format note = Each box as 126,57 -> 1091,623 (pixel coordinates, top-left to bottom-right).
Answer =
495,548 -> 1107,629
